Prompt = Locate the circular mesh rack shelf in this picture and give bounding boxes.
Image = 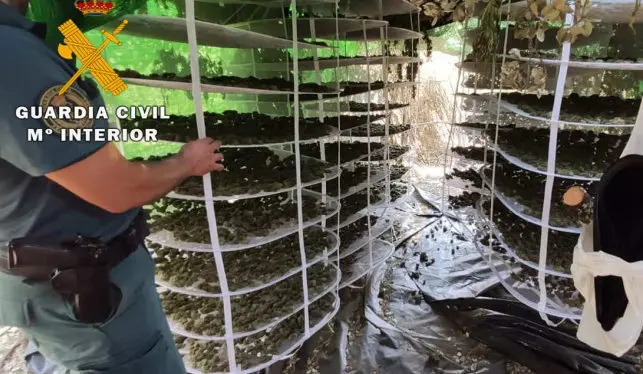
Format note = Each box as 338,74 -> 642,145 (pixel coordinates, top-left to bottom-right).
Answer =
121,0 -> 423,372
447,0 -> 643,325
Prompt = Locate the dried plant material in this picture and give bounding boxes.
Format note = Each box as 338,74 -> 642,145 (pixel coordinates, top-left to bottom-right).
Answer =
339,216 -> 381,251
497,60 -> 547,95
390,164 -> 411,181
309,164 -> 384,197
453,2 -> 468,21
148,194 -> 329,245
152,227 -> 333,293
176,293 -> 336,373
117,69 -> 335,95
462,162 -> 596,227
554,0 -> 574,12
419,0 -> 483,27
529,66 -> 547,97
122,112 -> 369,146
577,19 -> 593,36
528,0 -> 540,18
346,123 -> 412,137
514,21 -> 550,42
300,142 -> 384,165
134,149 -> 333,198
500,92 -> 640,124
160,263 -> 336,338
541,3 -> 561,21
471,0 -> 501,62
422,2 -> 443,25
453,124 -> 628,178
501,61 -> 524,88
514,0 -> 619,46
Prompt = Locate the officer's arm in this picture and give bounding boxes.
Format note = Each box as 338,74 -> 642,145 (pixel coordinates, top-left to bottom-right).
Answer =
0,30 -> 222,213
46,141 -> 220,213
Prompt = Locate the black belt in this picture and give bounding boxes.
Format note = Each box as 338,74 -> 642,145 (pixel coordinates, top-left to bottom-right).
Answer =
0,211 -> 149,324
0,211 -> 149,274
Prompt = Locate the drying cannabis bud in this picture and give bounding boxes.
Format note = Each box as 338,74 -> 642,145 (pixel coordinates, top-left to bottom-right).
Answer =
154,227 -> 334,293
448,192 -> 481,210
300,142 -> 385,165
160,263 -> 337,337
179,293 -> 336,372
452,161 -> 596,228
339,81 -> 387,97
390,164 -> 411,181
447,168 -> 483,189
370,145 -> 410,161
345,123 -> 412,137
481,198 -> 578,273
148,193 -> 331,245
122,111 -> 337,145
377,182 -> 409,202
339,189 -> 385,219
339,215 -> 381,252
309,164 -> 386,197
116,69 -> 336,95
471,125 -> 628,178
500,93 -> 640,125
343,102 -> 408,112
133,148 -> 334,198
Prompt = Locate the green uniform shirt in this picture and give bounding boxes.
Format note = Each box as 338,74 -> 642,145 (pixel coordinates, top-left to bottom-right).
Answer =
0,3 -> 139,246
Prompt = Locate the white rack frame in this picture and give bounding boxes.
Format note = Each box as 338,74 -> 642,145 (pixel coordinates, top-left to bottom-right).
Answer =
121,0 -> 422,371
448,0 -> 643,324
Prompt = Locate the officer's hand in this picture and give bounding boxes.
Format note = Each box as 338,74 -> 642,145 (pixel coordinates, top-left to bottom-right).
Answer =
178,138 -> 224,176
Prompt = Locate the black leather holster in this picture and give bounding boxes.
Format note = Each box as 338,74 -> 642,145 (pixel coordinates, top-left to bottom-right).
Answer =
1,212 -> 148,324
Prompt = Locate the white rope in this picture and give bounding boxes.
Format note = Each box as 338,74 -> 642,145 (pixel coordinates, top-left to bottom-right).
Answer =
334,1 -> 342,261
378,0 -> 391,207
290,0 -> 311,337
536,6 -> 575,326
363,20 -> 374,270
488,0 -> 512,275
409,12 -> 414,81
250,47 -> 260,113
309,18 -> 328,217
184,0 -> 238,371
309,18 -> 324,123
282,6 -> 293,117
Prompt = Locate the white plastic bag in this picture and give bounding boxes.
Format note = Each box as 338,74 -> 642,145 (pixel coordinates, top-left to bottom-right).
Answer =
571,99 -> 643,356
571,222 -> 643,356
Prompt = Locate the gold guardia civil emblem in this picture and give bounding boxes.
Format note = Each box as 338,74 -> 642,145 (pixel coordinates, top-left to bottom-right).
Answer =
57,19 -> 129,96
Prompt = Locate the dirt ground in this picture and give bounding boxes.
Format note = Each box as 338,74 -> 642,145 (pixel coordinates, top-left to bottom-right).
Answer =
0,327 -> 28,374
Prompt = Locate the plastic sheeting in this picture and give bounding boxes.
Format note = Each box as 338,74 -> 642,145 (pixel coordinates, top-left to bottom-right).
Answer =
355,199 -> 510,374
292,186 -> 642,374
286,188 -> 510,374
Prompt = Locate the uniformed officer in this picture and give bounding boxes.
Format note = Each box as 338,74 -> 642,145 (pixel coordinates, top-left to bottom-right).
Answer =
0,1 -> 224,373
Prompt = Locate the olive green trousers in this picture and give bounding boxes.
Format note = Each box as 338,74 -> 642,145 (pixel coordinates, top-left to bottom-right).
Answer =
0,246 -> 185,374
